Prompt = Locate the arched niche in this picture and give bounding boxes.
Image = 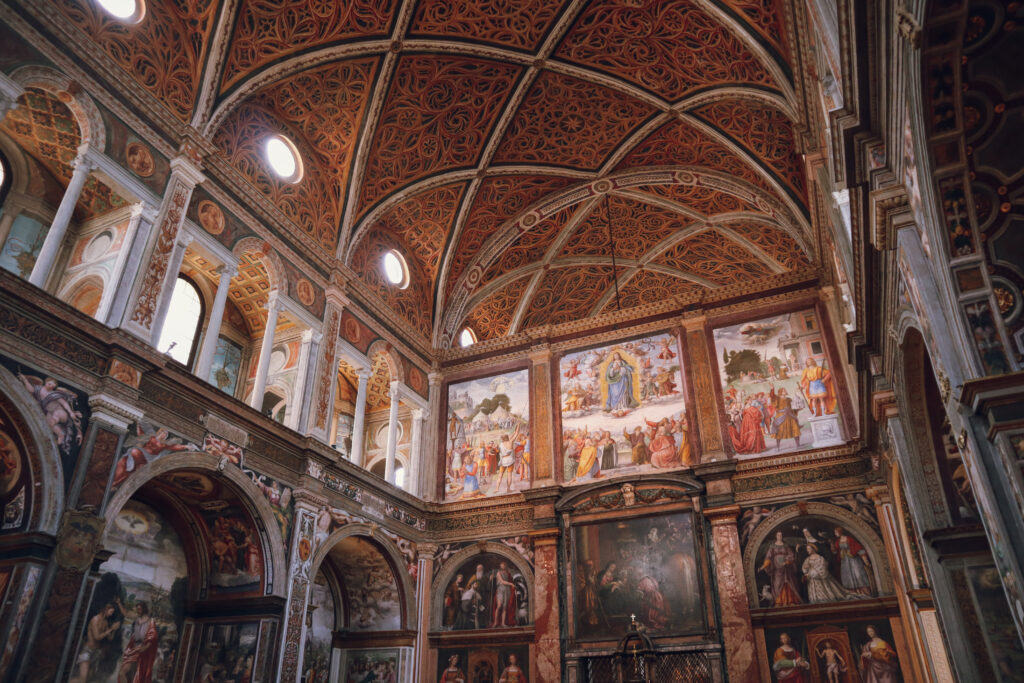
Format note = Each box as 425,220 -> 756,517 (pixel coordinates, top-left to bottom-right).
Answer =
103,453 -> 288,598
366,340 -> 403,384
0,364 -> 63,535
429,542 -> 534,632
8,65 -> 106,151
742,501 -> 894,606
309,522 -> 416,632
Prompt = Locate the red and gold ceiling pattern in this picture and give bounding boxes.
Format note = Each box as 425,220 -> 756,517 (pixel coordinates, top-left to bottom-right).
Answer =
213,58 -> 377,250
724,220 -> 810,270
220,0 -> 396,92
720,0 -> 788,59
349,224 -> 433,339
445,174 -> 577,298
481,206 -> 577,284
653,229 -> 775,286
632,183 -> 758,216
463,276 -> 532,341
521,265 -> 617,330
366,351 -> 392,410
56,0 -> 217,122
556,196 -> 694,261
599,269 -> 705,314
2,88 -> 125,220
357,56 -> 521,216
555,0 -> 777,100
492,70 -> 656,171
409,0 -> 567,52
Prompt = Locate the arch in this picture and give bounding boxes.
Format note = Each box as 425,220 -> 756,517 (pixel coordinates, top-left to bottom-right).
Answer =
102,453 -> 288,598
8,65 -> 106,151
429,541 -> 535,632
0,364 -> 63,535
232,236 -> 284,293
366,340 -> 403,383
742,501 -> 895,605
308,522 -> 417,631
61,273 -> 105,317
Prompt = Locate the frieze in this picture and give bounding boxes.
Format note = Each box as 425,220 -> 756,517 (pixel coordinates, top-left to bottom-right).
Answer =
733,459 -> 871,496
569,485 -> 691,514
0,303 -> 107,374
138,375 -> 204,421
426,507 -> 534,534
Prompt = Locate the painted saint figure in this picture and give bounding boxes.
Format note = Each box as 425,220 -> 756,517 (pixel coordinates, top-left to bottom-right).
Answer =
118,601 -> 158,683
801,544 -> 862,603
815,640 -> 848,683
439,655 -> 467,683
603,352 -> 638,415
831,527 -> 873,596
17,372 -> 83,457
769,387 -> 801,449
70,602 -> 122,683
859,625 -> 900,682
772,632 -> 810,682
490,561 -> 518,628
760,532 -> 803,606
799,358 -> 837,416
497,654 -> 527,683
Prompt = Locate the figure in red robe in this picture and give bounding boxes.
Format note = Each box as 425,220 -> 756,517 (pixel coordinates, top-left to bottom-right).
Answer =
118,602 -> 158,683
729,398 -> 768,455
113,426 -> 190,486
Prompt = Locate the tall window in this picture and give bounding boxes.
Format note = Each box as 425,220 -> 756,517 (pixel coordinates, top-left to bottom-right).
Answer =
0,151 -> 10,209
157,275 -> 204,366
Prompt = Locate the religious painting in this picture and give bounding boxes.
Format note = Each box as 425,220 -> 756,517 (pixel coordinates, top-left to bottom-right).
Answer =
440,552 -> 529,631
0,410 -> 30,532
208,336 -> 243,395
444,369 -> 530,502
0,214 -> 47,278
966,565 -> 1024,681
805,625 -> 859,683
195,500 -> 262,594
571,512 -> 702,640
764,621 -> 903,683
342,648 -> 400,683
328,536 -> 401,631
2,356 -> 90,493
559,332 -> 694,484
71,500 -> 188,683
437,646 -> 528,683
302,570 -> 337,683
112,421 -> 199,489
713,309 -> 842,458
752,515 -> 877,609
195,622 -> 260,682
243,466 -> 294,543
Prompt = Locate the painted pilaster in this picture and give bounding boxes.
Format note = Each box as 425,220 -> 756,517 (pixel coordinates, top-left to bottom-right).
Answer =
528,343 -> 556,485
250,291 -> 281,410
0,71 -> 25,120
308,286 -> 346,441
408,408 -> 426,497
682,313 -> 728,461
150,231 -> 194,350
351,368 -> 371,468
123,154 -> 205,342
288,328 -> 316,431
531,529 -> 561,683
277,491 -> 326,683
103,203 -> 157,327
422,370 -> 443,501
384,381 -> 401,485
29,145 -> 94,289
412,543 -> 437,683
195,260 -> 239,381
95,203 -> 154,324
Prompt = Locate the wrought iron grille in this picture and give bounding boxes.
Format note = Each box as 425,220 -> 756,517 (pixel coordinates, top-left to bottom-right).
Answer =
581,651 -> 712,683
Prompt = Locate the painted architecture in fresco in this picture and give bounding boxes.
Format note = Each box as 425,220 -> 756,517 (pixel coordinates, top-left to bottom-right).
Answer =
444,370 -> 530,502
713,309 -> 841,458
559,332 -> 694,483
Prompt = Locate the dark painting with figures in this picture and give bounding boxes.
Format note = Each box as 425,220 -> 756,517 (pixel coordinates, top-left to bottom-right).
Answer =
437,646 -> 528,683
572,512 -> 702,640
764,620 -> 903,682
754,516 -> 876,609
441,553 -> 529,631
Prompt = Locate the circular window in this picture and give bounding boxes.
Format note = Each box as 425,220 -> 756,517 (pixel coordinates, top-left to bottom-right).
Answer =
382,250 -> 409,289
96,0 -> 145,22
264,135 -> 303,183
459,327 -> 477,347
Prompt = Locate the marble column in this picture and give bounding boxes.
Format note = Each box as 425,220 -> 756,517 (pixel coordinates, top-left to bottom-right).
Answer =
531,529 -> 561,683
250,291 -> 281,410
288,328 -> 316,430
422,370 -> 443,501
350,368 -> 371,467
103,204 -> 157,327
408,408 -> 426,497
124,155 -> 204,342
412,544 -> 437,683
704,505 -> 761,682
334,414 -> 353,457
384,381 -> 401,484
195,260 -> 239,381
29,145 -> 94,288
682,313 -> 728,460
150,231 -> 194,351
0,71 -> 25,120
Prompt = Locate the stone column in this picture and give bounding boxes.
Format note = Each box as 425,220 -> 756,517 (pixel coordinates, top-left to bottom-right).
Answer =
531,529 -> 561,683
150,231 -> 194,350
29,145 -> 94,288
334,414 -> 353,456
307,286 -> 346,441
408,408 -> 426,497
528,343 -> 556,485
412,543 -> 437,683
350,368 -> 371,467
288,328 -> 316,430
384,381 -> 401,484
704,504 -> 760,682
124,154 -> 205,342
422,370 -> 443,501
195,261 -> 239,381
95,203 -> 152,324
250,291 -> 281,410
0,71 -> 25,120
277,491 -> 326,683
103,203 -> 157,327
681,313 -> 728,461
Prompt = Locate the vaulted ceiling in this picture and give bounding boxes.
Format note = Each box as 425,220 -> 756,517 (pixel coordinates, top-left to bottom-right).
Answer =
51,0 -> 816,347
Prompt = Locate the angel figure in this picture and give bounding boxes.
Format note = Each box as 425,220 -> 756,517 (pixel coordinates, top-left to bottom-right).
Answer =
113,423 -> 192,486
18,372 -> 83,458
829,493 -> 879,528
739,506 -> 775,547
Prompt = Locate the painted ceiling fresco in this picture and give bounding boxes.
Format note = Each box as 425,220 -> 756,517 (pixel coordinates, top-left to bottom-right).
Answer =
52,0 -> 812,346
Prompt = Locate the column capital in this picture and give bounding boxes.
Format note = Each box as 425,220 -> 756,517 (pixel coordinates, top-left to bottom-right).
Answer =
73,143 -> 98,173
416,542 -> 440,559
865,485 -> 891,505
389,380 -> 401,399
216,260 -> 239,280
528,343 -> 552,364
357,366 -> 373,381
428,370 -> 444,386
130,201 -> 159,223
291,488 -> 329,511
411,407 -> 427,421
301,328 -> 320,344
168,154 -> 205,186
703,504 -> 742,524
88,393 -> 144,433
325,284 -> 350,309
175,231 -> 195,249
681,311 -> 707,331
266,289 -> 282,312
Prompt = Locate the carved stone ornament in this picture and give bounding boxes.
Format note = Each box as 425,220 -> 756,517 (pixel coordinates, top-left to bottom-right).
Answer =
896,6 -> 922,49
54,509 -> 106,571
937,369 -> 952,404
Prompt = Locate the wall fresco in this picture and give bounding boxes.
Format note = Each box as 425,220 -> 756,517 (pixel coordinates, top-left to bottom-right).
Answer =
444,369 -> 530,502
713,309 -> 841,457
0,408 -> 29,532
440,552 -> 529,631
437,646 -> 528,683
343,648 -> 400,683
302,570 -> 336,683
112,422 -> 199,489
763,621 -> 904,682
195,622 -> 260,682
327,535 -> 401,632
559,332 -> 694,483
